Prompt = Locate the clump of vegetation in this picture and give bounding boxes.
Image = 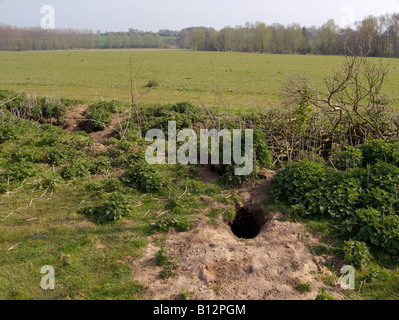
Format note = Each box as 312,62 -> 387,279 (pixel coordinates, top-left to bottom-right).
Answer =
152,214 -> 194,233
294,280 -> 312,293
343,240 -> 372,270
179,289 -> 190,300
81,101 -> 119,132
215,129 -> 273,186
145,79 -> 159,88
272,139 -> 399,256
122,162 -> 165,192
60,158 -> 93,180
0,90 -> 67,123
315,288 -> 336,300
80,192 -> 132,223
155,246 -> 179,279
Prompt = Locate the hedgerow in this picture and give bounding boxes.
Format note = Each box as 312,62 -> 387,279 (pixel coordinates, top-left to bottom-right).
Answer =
272,139 -> 399,255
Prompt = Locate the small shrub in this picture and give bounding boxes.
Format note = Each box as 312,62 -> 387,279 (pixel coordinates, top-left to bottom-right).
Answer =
0,161 -> 37,183
81,101 -> 118,132
359,139 -> 399,167
155,246 -> 179,279
180,289 -> 190,300
46,147 -> 71,166
91,156 -> 112,175
152,214 -> 194,233
103,179 -> 123,193
41,176 -> 59,192
315,288 -> 335,300
122,162 -> 164,192
335,146 -> 363,170
60,158 -> 93,180
145,79 -> 159,88
343,240 -> 372,269
272,159 -> 326,215
80,192 -> 132,223
253,129 -> 273,169
0,183 -> 7,194
345,208 -> 399,255
11,147 -> 45,164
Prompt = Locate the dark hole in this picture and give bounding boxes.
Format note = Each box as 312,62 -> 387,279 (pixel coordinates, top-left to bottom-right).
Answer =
230,208 -> 262,239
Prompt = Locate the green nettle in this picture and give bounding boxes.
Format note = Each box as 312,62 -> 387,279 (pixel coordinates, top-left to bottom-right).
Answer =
80,192 -> 132,223
343,240 -> 372,269
121,162 -> 164,192
81,101 -> 119,132
152,214 -> 194,233
60,158 -> 93,180
334,146 -> 363,170
272,139 -> 399,256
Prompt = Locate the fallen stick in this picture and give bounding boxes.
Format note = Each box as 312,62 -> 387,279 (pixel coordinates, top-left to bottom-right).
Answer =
178,186 -> 188,199
7,243 -> 21,251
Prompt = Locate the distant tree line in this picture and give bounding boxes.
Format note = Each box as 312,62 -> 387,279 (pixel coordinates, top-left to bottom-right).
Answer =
1,13 -> 399,57
0,25 -> 171,51
181,13 -> 399,57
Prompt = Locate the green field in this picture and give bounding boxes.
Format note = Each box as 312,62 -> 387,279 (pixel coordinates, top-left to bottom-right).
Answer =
1,50 -> 399,109
2,50 -> 399,301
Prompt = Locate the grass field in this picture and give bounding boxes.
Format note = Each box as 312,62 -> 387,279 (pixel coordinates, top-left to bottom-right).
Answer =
1,49 -> 399,110
2,50 -> 399,301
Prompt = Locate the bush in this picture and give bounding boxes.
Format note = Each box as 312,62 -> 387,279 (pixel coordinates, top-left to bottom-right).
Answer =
122,162 -> 164,192
103,178 -> 123,193
0,183 -> 7,194
31,97 -> 67,121
81,101 -> 118,132
46,146 -> 72,166
335,146 -> 363,170
272,159 -> 326,215
0,120 -> 23,143
317,171 -> 363,218
60,158 -> 93,180
253,129 -> 273,169
345,208 -> 399,255
0,161 -> 37,183
343,240 -> 372,269
359,139 -> 399,167
152,214 -> 194,232
80,192 -> 132,223
214,129 -> 272,187
11,147 -> 46,164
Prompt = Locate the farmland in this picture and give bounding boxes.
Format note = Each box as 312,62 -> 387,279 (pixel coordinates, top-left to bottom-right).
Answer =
1,49 -> 399,301
1,50 -> 399,110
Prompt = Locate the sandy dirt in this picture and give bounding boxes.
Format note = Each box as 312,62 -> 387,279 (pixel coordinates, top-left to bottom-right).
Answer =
63,104 -> 127,144
131,176 -> 342,300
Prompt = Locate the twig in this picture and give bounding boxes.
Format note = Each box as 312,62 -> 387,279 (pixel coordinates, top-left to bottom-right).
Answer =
7,243 -> 21,251
2,212 -> 13,219
157,210 -> 170,218
178,186 -> 188,199
156,206 -> 165,216
0,95 -> 21,107
40,188 -> 49,198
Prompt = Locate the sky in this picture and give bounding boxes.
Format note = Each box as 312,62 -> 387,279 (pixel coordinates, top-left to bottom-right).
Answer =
0,0 -> 399,32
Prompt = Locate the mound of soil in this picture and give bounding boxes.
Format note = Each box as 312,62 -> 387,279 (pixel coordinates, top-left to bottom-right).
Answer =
131,178 -> 342,300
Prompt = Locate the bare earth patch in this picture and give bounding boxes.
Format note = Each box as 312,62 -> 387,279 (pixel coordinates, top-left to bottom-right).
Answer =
131,177 -> 342,300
